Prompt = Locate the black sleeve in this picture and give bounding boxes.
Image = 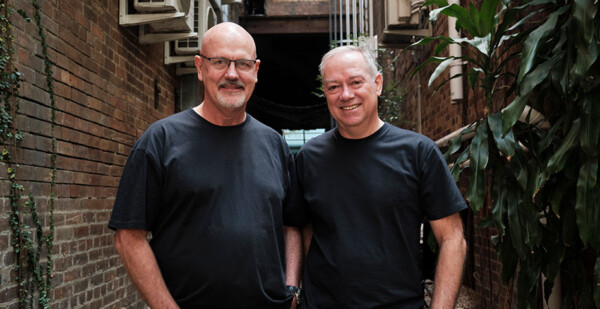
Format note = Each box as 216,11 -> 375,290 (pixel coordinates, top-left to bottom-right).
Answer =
108,147 -> 163,231
420,142 -> 468,220
282,151 -> 309,227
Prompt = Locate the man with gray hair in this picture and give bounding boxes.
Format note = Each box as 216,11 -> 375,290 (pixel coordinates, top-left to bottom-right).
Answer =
295,45 -> 467,308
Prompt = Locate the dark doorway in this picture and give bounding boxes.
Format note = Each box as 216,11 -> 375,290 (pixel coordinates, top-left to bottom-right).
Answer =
247,33 -> 331,132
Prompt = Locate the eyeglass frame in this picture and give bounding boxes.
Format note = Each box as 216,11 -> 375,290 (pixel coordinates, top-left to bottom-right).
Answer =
199,54 -> 259,72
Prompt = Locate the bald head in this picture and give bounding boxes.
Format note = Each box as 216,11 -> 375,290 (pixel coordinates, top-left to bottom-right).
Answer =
194,22 -> 260,126
201,22 -> 257,58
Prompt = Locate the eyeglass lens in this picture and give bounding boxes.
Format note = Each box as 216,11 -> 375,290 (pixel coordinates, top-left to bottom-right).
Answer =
208,58 -> 255,71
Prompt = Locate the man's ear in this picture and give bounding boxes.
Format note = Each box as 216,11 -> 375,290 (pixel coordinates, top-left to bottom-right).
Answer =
254,60 -> 261,83
375,73 -> 383,96
194,55 -> 204,82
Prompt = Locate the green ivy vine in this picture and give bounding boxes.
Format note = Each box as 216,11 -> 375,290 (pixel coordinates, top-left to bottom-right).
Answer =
1,0 -> 56,308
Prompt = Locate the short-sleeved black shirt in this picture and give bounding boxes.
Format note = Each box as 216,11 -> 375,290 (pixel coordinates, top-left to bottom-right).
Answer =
295,123 -> 467,308
109,109 -> 301,308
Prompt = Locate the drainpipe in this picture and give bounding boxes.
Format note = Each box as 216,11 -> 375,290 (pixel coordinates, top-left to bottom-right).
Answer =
368,0 -> 373,38
412,49 -> 423,134
447,0 -> 463,104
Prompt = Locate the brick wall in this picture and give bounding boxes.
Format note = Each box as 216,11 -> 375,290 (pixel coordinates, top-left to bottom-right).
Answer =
0,1 -> 178,308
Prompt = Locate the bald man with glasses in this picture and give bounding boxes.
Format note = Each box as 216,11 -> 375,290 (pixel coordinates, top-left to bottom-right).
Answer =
109,22 -> 303,309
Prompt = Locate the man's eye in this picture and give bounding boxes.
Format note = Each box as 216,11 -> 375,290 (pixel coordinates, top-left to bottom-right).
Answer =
351,80 -> 363,86
237,61 -> 253,70
212,59 -> 227,66
327,85 -> 338,91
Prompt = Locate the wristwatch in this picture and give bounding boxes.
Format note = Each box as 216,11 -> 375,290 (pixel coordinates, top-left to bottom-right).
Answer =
286,285 -> 302,305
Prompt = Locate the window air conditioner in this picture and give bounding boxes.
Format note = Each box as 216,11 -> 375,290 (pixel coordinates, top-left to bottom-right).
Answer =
385,0 -> 425,29
164,41 -> 195,67
137,0 -> 196,44
175,0 -> 218,55
164,41 -> 198,75
145,0 -> 194,33
120,0 -> 189,26
134,0 -> 190,13
381,0 -> 431,48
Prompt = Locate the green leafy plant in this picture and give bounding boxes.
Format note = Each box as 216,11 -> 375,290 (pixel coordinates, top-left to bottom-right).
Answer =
377,81 -> 411,128
407,0 -> 599,307
1,0 -> 56,307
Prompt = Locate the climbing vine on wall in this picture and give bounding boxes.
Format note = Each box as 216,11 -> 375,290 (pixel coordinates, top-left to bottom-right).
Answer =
1,0 -> 56,307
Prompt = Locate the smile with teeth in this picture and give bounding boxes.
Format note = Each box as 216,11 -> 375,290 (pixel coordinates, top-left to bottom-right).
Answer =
340,104 -> 360,111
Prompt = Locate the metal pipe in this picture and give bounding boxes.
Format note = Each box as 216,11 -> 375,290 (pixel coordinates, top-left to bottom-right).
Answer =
448,0 -> 463,103
368,0 -> 373,37
352,0 -> 357,40
329,0 -> 333,45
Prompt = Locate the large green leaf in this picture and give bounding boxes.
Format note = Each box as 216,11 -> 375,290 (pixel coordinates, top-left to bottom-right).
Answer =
466,120 -> 489,211
573,0 -> 597,46
541,221 -> 564,305
517,253 -> 542,308
517,5 -> 570,84
537,115 -> 565,154
423,0 -> 449,6
453,34 -> 492,56
580,94 -> 600,155
450,147 -> 470,182
570,37 -> 599,87
488,112 -> 515,156
519,54 -> 560,96
429,58 -> 454,87
510,144 -> 529,191
495,33 -> 520,53
479,0 -> 500,35
502,94 -> 531,135
433,39 -> 450,56
522,164 -> 544,248
444,125 -> 473,161
408,56 -> 447,79
498,230 -> 519,284
485,162 -> 508,231
549,183 -> 565,216
429,3 -> 477,35
468,67 -> 483,89
547,119 -> 581,176
468,2 -> 482,36
575,158 -> 598,246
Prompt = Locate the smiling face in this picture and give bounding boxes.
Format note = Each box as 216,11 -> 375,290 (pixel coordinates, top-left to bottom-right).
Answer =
195,23 -> 259,111
321,50 -> 383,139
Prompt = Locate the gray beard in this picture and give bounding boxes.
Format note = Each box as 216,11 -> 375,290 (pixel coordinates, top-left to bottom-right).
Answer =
217,93 -> 246,108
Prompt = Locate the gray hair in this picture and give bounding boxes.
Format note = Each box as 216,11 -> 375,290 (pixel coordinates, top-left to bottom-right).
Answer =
319,45 -> 379,79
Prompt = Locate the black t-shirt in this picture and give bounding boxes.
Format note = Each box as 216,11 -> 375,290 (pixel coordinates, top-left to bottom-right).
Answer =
109,109 -> 302,308
295,123 -> 467,308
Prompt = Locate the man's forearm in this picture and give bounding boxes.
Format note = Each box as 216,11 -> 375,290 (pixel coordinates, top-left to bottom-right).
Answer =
284,226 -> 303,286
284,226 -> 303,309
429,213 -> 467,309
114,229 -> 179,309
430,235 -> 466,308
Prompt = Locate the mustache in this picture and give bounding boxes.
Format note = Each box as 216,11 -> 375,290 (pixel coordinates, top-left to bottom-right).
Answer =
219,81 -> 245,88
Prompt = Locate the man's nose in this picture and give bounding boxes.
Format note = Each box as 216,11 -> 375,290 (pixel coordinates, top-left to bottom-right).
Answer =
224,61 -> 240,79
340,85 -> 354,101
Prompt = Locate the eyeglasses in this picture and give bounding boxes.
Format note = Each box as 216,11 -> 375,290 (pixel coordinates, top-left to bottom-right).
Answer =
199,54 -> 258,72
